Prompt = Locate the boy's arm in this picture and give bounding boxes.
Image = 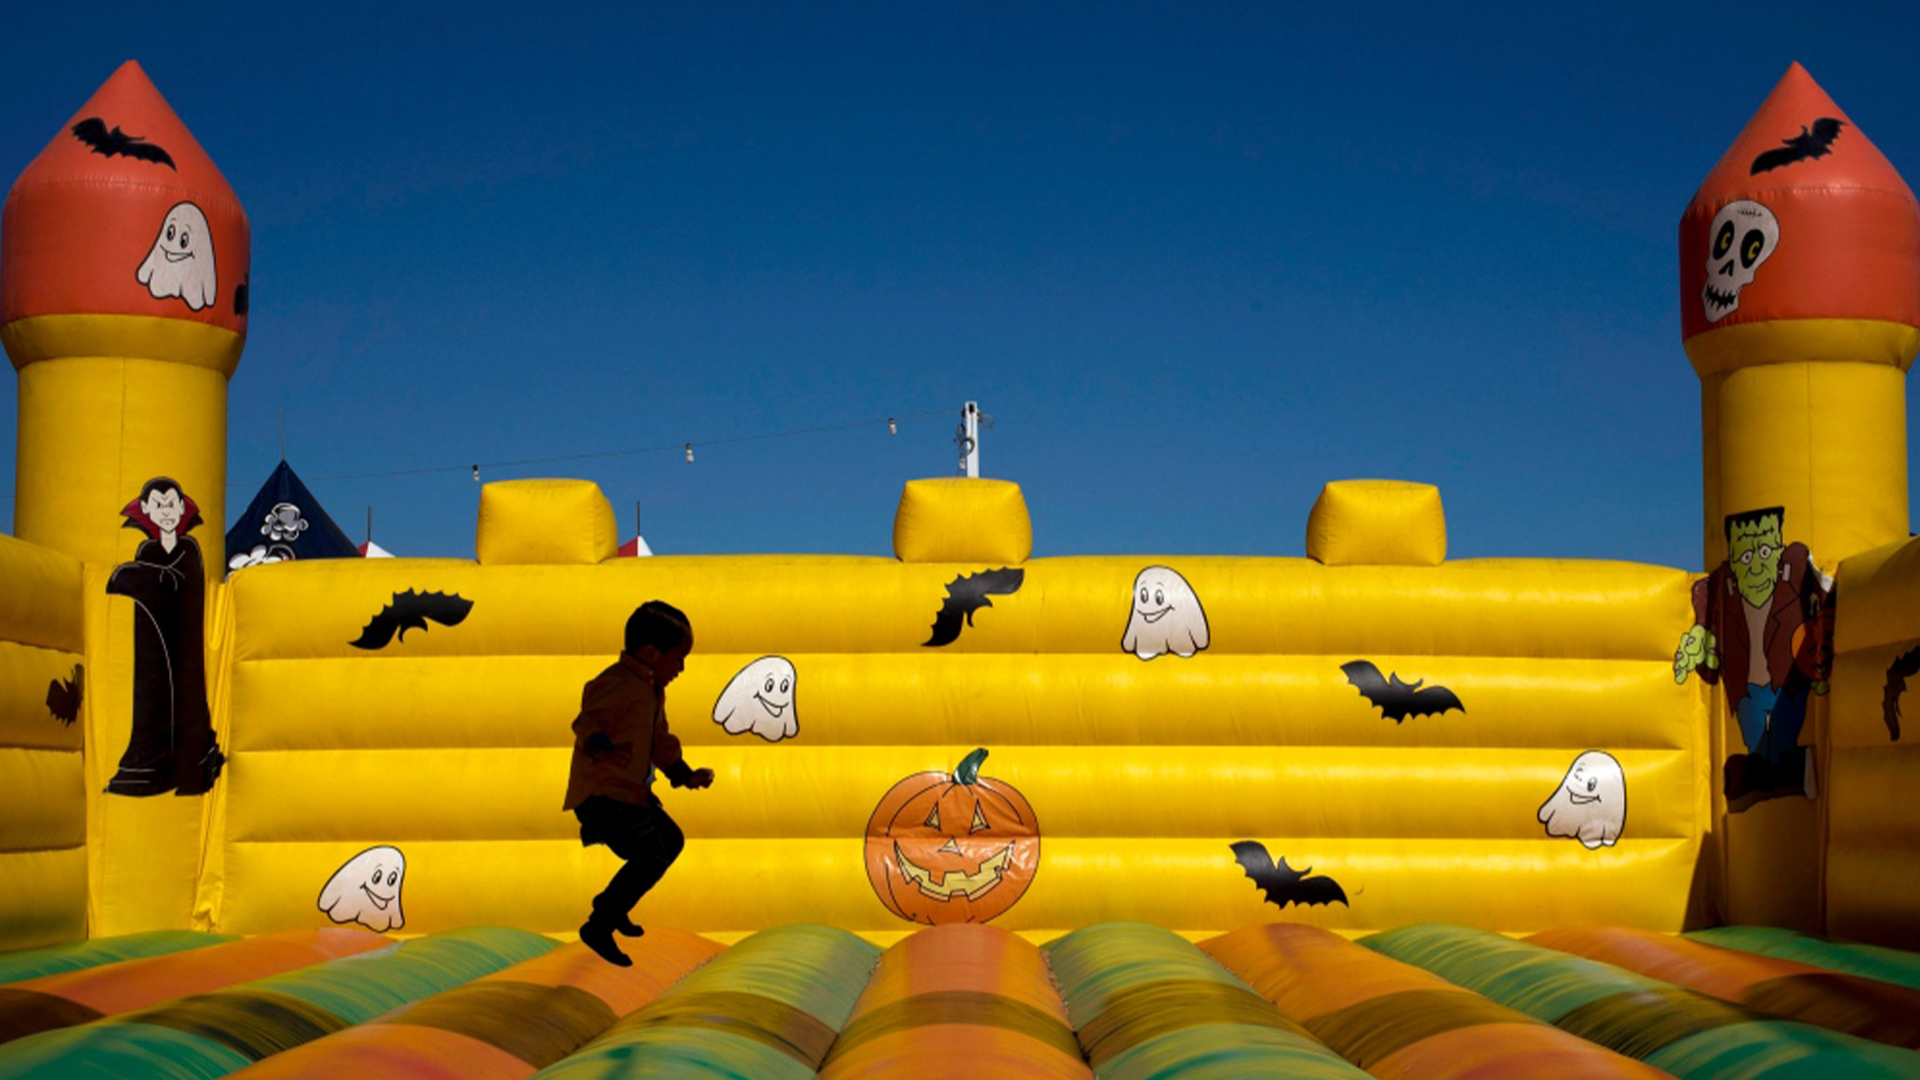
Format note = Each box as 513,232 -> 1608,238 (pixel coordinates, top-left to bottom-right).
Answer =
654,714 -> 714,789
574,681 -> 633,764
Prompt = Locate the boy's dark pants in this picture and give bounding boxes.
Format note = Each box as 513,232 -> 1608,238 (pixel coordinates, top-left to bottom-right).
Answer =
574,795 -> 685,924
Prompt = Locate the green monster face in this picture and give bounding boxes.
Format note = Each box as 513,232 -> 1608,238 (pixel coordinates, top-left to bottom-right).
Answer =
1729,513 -> 1784,608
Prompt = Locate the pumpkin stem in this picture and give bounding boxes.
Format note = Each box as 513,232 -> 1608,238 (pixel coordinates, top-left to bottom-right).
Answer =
955,747 -> 989,785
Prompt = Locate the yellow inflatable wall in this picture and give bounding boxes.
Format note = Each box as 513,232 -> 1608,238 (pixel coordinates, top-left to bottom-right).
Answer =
1824,534 -> 1920,948
0,535 -> 87,949
177,479 -> 1711,944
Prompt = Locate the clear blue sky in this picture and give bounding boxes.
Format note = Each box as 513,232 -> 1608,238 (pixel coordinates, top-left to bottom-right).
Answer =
2,2 -> 1917,568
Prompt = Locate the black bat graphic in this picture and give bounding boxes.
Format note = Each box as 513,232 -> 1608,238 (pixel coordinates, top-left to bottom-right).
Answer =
45,664 -> 84,726
70,117 -> 177,170
1231,841 -> 1349,908
1341,660 -> 1464,722
350,590 -> 474,650
1885,645 -> 1920,741
1751,117 -> 1845,174
923,567 -> 1024,647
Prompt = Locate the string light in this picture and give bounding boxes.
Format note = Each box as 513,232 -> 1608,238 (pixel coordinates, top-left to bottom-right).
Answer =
309,408 -> 950,484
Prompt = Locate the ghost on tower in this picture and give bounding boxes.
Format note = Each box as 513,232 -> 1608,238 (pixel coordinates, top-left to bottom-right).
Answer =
136,201 -> 217,310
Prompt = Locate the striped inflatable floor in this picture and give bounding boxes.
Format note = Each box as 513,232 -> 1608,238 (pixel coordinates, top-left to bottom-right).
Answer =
0,924 -> 1917,1079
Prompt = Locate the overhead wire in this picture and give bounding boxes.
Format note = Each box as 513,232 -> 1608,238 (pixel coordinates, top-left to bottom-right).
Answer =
307,407 -> 954,483
0,407 -> 960,503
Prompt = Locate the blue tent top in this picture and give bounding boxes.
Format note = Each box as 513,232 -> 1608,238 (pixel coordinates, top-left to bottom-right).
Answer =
225,460 -> 361,569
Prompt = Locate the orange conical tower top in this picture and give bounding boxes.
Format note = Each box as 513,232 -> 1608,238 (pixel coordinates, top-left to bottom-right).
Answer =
2,59 -> 250,361
1679,62 -> 1920,347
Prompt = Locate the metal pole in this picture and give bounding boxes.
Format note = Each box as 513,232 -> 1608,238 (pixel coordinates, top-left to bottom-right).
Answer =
960,401 -> 980,478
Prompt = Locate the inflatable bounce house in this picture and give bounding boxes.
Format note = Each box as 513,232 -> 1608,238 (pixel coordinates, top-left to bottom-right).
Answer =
1,59 -> 1918,1080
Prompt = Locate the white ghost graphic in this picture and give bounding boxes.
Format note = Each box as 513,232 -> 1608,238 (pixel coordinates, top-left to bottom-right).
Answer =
1121,565 -> 1209,660
318,845 -> 407,931
1538,751 -> 1627,849
712,656 -> 798,742
136,201 -> 217,311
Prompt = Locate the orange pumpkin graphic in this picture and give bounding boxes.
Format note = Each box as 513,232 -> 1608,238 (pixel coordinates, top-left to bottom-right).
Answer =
863,747 -> 1039,924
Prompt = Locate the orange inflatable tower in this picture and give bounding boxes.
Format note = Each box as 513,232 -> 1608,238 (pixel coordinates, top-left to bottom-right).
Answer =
2,59 -> 249,574
1,61 -> 251,934
1678,63 -> 1920,929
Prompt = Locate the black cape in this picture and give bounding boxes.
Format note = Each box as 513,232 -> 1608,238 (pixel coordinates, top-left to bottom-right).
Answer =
104,535 -> 222,795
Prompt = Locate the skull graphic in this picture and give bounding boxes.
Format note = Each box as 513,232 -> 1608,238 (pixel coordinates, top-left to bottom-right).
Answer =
262,502 -> 309,542
1702,199 -> 1779,322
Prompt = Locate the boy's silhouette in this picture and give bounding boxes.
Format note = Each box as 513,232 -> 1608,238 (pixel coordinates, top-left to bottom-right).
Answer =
563,600 -> 713,966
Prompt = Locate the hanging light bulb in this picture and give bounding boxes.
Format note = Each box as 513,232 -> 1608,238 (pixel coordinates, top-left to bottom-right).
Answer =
472,464 -> 480,482
685,443 -> 694,463
888,417 -> 897,436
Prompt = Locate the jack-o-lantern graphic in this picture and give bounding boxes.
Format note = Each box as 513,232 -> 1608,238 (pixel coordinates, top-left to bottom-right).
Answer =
863,747 -> 1040,924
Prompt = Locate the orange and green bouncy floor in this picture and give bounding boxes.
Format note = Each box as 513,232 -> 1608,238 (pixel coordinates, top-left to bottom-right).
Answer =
1,922 -> 1918,1080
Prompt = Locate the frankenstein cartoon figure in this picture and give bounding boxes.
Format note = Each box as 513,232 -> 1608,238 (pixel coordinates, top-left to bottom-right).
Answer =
1674,507 -> 1831,810
104,478 -> 225,796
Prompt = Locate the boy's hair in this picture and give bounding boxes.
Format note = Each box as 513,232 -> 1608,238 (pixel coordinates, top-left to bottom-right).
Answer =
625,600 -> 691,655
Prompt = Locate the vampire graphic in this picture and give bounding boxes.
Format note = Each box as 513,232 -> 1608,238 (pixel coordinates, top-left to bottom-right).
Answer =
104,478 -> 224,796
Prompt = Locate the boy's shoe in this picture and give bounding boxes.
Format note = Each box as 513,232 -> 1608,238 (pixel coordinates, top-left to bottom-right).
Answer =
613,916 -> 645,938
580,919 -> 632,967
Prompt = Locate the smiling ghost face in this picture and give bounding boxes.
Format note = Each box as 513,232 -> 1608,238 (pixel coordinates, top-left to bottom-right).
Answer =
712,656 -> 799,742
1537,751 -> 1626,849
317,845 -> 407,931
1121,565 -> 1210,660
136,201 -> 217,311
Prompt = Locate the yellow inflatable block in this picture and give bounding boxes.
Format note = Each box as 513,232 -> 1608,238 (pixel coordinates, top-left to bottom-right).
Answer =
1828,646 -> 1919,750
0,533 -> 83,652
475,479 -> 617,565
0,746 -> 87,851
1828,745 -> 1920,851
1826,839 -> 1920,949
0,640 -> 86,751
226,653 -> 1691,756
210,833 -> 1698,942
218,744 -> 1696,851
0,847 -> 86,951
1306,480 -> 1446,566
893,478 -> 1032,563
1834,535 -> 1920,653
225,556 -> 1691,663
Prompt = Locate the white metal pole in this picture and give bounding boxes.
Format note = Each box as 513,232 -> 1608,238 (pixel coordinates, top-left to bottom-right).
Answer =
961,401 -> 980,477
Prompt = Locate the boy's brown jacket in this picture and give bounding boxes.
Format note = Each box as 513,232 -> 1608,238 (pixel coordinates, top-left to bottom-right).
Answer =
562,653 -> 687,810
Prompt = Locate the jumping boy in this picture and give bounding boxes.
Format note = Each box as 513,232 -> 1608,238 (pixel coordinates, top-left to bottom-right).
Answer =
563,600 -> 713,966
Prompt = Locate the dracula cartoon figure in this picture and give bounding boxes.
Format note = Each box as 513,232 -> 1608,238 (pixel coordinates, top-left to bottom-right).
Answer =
104,478 -> 225,795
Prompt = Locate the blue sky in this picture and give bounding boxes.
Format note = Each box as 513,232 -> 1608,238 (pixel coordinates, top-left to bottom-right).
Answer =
1,2 -> 1917,568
